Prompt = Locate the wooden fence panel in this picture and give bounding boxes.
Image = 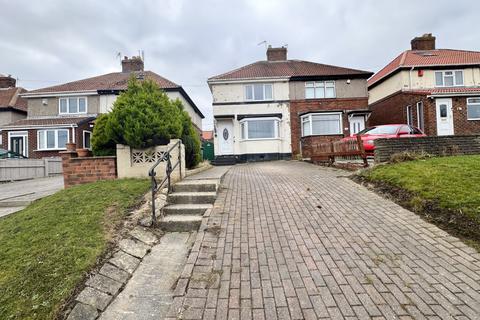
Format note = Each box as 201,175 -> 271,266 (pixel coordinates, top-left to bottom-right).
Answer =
0,157 -> 63,181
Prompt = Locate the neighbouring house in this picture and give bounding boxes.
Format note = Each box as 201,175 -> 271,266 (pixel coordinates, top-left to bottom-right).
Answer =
368,33 -> 480,136
0,74 -> 27,149
201,130 -> 214,142
207,46 -> 372,162
1,56 -> 204,158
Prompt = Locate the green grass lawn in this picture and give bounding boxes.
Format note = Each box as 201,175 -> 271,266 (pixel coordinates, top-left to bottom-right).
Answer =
0,179 -> 149,320
361,155 -> 480,221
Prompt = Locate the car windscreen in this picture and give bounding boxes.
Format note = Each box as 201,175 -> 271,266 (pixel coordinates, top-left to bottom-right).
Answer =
358,125 -> 399,135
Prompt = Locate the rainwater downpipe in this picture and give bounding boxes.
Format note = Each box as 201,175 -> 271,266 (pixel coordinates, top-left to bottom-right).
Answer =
409,66 -> 415,90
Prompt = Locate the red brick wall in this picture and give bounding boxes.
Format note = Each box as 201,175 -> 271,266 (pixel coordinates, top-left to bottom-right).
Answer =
290,97 -> 369,155
451,97 -> 480,135
2,126 -> 92,159
369,92 -> 480,136
61,151 -> 117,188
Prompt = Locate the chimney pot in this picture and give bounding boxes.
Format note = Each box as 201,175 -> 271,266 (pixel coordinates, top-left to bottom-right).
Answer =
121,56 -> 144,73
0,74 -> 16,88
411,33 -> 436,51
266,46 -> 288,62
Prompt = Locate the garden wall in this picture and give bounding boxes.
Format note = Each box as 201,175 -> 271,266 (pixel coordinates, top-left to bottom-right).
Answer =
60,151 -> 117,188
116,139 -> 185,181
374,135 -> 480,162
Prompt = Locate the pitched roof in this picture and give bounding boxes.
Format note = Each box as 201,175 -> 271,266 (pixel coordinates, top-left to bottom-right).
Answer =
368,49 -> 480,87
0,87 -> 27,112
2,116 -> 95,128
26,71 -> 180,94
209,60 -> 372,81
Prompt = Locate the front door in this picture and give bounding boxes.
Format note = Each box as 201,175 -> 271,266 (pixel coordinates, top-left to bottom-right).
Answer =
9,132 -> 28,157
217,121 -> 234,155
436,98 -> 454,136
349,116 -> 365,135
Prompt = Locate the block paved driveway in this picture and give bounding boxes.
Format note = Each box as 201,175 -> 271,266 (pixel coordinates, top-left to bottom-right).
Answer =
167,161 -> 480,320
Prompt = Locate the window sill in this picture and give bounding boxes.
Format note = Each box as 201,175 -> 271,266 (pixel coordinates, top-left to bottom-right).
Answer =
467,118 -> 480,121
240,138 -> 281,142
35,148 -> 67,152
301,133 -> 343,138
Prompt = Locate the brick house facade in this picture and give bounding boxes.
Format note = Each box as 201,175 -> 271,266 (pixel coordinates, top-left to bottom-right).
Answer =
290,97 -> 369,156
368,34 -> 480,136
369,93 -> 480,137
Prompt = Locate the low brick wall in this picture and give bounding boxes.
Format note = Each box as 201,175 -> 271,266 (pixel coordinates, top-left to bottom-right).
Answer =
374,135 -> 480,162
60,151 -> 117,188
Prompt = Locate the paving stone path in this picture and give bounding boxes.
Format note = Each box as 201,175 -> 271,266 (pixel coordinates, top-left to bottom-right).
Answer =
167,161 -> 480,320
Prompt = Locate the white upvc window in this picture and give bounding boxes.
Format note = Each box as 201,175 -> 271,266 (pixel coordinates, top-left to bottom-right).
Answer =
305,81 -> 336,99
37,129 -> 69,150
406,105 -> 413,126
240,118 -> 280,140
416,101 -> 425,130
301,112 -> 342,136
245,83 -> 273,101
467,97 -> 480,120
435,70 -> 464,87
59,97 -> 87,114
83,131 -> 92,150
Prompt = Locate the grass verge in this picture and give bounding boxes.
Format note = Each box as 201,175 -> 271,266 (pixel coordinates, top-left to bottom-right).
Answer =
357,155 -> 480,249
0,179 -> 149,320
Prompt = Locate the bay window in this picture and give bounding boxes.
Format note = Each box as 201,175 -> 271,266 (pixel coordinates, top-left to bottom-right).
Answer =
467,98 -> 480,120
240,118 -> 280,140
38,129 -> 69,150
435,70 -> 463,87
245,83 -> 273,101
305,81 -> 335,99
59,97 -> 87,114
301,113 -> 342,136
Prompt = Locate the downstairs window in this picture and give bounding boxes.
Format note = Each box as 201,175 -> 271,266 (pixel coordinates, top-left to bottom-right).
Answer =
240,118 -> 280,140
301,113 -> 342,136
38,129 -> 69,150
467,98 -> 480,120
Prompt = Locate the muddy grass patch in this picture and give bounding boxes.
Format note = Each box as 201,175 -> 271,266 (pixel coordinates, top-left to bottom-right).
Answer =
352,175 -> 480,251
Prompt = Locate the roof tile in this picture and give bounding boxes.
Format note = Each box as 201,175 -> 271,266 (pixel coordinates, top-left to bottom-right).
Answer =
27,71 -> 179,94
3,116 -> 95,128
0,87 -> 27,112
368,49 -> 480,87
209,60 -> 372,81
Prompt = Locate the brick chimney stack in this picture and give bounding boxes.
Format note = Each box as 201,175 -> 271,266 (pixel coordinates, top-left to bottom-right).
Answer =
0,74 -> 16,88
121,56 -> 144,72
411,33 -> 436,51
266,46 -> 288,61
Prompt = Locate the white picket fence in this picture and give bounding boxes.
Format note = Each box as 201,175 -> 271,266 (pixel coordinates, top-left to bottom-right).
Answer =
0,157 -> 63,182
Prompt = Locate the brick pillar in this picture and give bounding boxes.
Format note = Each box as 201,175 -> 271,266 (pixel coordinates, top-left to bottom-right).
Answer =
60,150 -> 78,188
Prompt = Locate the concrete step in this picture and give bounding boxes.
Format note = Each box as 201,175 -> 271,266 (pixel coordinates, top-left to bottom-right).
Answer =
160,215 -> 203,232
167,192 -> 216,204
173,180 -> 217,193
163,203 -> 212,216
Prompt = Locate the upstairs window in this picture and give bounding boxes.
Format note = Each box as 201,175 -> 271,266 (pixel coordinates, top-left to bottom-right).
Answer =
59,97 -> 87,114
435,70 -> 463,87
305,81 -> 336,99
245,84 -> 273,101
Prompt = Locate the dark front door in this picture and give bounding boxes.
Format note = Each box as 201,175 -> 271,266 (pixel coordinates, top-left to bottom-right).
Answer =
10,136 -> 25,157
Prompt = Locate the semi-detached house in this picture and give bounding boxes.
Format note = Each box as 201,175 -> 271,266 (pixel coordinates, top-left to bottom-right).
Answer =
1,57 -> 204,158
208,46 -> 372,163
368,34 -> 480,136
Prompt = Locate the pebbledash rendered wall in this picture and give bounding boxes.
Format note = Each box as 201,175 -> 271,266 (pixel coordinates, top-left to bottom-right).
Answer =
116,139 -> 185,181
374,135 -> 480,162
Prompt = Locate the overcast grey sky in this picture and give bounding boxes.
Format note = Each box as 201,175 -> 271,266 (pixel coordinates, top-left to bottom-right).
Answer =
1,0 -> 478,130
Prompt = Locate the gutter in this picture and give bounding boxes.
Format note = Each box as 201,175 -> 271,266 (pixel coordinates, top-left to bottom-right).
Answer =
20,90 -> 98,98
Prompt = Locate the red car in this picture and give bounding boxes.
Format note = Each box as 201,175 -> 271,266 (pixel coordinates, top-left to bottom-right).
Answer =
342,124 -> 426,155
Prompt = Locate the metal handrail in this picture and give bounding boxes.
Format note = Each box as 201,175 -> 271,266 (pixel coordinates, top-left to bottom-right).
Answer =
148,140 -> 182,225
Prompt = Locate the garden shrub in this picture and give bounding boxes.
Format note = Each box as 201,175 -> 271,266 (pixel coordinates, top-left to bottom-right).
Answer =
389,150 -> 432,163
92,77 -> 201,168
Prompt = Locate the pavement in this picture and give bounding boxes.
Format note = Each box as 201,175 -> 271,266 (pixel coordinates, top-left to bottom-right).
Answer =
99,232 -> 197,320
166,161 -> 480,320
0,176 -> 64,217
